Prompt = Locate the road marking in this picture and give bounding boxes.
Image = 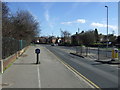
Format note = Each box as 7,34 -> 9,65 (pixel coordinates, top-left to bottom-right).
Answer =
46,47 -> 101,89
37,65 -> 41,88
61,61 -> 100,89
59,60 -> 95,88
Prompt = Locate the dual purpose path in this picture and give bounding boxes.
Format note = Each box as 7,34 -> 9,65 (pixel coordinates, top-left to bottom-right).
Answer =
2,45 -> 93,89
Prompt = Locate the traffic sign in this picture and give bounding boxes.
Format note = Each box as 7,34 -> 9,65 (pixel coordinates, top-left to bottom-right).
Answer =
35,49 -> 40,54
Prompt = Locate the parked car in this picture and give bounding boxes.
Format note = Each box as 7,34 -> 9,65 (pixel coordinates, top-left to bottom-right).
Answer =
51,43 -> 58,46
51,43 -> 56,46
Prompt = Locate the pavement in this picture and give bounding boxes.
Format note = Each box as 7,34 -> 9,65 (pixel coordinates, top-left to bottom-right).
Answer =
1,45 -> 93,88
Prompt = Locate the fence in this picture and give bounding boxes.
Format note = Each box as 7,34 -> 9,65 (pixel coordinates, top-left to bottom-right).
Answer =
2,37 -> 28,59
75,46 -> 115,61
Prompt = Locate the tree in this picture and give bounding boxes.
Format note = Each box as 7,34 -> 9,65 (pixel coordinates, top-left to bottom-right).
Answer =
116,36 -> 120,44
81,30 -> 95,46
2,2 -> 9,18
2,2 -> 12,37
11,10 -> 40,42
81,31 -> 84,34
94,28 -> 99,43
61,30 -> 71,44
108,34 -> 116,43
61,30 -> 71,38
2,3 -> 40,42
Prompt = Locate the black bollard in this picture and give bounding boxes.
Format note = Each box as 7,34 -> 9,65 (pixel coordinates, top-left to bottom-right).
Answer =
35,49 -> 40,64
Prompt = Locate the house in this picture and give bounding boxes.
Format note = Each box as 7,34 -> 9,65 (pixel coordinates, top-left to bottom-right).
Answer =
48,36 -> 57,44
33,37 -> 49,44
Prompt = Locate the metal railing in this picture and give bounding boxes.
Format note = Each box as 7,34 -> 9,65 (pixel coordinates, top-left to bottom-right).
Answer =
76,46 -> 114,61
2,37 -> 28,59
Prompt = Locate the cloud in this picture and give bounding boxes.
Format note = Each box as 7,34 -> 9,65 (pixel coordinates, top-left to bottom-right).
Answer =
61,22 -> 73,25
91,22 -> 106,27
45,10 -> 49,22
61,19 -> 86,25
44,10 -> 56,29
76,19 -> 86,23
108,25 -> 117,30
91,22 -> 117,30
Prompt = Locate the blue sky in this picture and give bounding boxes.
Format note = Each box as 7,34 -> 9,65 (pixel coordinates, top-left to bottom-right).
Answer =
8,2 -> 118,37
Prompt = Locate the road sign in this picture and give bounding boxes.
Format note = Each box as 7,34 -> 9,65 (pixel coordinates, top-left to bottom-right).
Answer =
35,49 -> 40,54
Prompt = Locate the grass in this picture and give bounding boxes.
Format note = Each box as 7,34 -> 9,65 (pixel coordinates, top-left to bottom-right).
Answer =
0,61 -> 13,74
2,46 -> 29,73
31,43 -> 36,46
3,63 -> 13,72
3,57 -> 17,72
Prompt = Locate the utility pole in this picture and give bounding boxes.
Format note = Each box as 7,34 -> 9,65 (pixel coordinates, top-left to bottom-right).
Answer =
78,28 -> 80,33
105,6 -> 109,57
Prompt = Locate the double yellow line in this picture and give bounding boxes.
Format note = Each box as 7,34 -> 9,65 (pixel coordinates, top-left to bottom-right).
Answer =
46,47 -> 101,89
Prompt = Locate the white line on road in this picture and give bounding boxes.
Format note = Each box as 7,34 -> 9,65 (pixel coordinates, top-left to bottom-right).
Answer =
37,65 -> 41,88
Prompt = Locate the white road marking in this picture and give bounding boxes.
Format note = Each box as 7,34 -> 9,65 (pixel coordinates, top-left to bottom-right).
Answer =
37,65 -> 41,88
63,62 -> 95,88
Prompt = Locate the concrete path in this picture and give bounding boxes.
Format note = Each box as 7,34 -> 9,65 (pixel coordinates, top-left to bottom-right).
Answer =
2,45 -> 93,88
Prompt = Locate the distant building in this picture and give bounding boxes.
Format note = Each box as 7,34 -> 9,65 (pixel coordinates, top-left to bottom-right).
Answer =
33,37 -> 49,44
71,32 -> 81,45
48,36 -> 57,44
71,34 -> 78,45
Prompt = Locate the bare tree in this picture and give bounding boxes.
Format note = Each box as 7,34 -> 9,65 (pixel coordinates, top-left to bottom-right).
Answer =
2,3 -> 40,42
11,10 -> 40,42
61,30 -> 71,44
2,2 -> 12,37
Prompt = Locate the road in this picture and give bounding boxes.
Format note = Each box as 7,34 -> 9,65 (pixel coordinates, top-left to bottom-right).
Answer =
44,45 -> 119,88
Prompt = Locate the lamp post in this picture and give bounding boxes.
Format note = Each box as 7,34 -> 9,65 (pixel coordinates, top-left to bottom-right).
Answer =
105,6 -> 108,57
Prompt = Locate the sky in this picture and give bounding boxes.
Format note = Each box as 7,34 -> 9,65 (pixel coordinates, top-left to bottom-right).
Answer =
7,2 -> 118,37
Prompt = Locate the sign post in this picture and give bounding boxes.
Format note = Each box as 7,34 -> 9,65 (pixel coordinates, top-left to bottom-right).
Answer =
35,49 -> 40,64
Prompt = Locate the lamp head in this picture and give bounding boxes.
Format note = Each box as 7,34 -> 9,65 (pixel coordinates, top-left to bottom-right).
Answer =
105,6 -> 108,8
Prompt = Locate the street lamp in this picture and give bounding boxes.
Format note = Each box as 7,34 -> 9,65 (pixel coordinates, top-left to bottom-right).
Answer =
105,6 -> 108,57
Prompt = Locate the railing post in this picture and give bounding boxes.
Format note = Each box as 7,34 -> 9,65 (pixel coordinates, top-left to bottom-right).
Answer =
98,46 -> 100,61
0,60 -> 3,73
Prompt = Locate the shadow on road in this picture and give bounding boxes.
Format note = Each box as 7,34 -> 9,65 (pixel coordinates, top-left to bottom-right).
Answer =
95,60 -> 120,65
91,63 -> 103,65
13,63 -> 37,65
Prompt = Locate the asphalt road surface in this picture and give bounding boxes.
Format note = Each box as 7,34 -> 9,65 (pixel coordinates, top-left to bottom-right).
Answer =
44,45 -> 119,88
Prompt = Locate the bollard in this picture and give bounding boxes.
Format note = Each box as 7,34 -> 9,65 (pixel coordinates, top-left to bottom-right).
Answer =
112,48 -> 118,61
0,60 -> 3,73
35,49 -> 40,64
